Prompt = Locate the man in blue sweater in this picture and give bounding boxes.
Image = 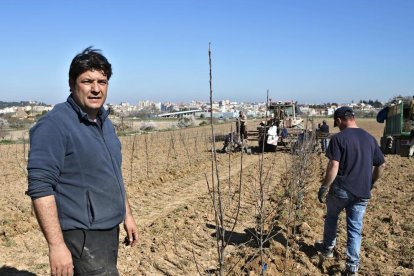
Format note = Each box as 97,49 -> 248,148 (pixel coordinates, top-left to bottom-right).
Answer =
316,106 -> 385,275
27,47 -> 138,276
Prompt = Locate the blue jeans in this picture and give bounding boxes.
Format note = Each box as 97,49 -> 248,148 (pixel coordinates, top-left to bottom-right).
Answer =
321,138 -> 329,152
323,185 -> 368,272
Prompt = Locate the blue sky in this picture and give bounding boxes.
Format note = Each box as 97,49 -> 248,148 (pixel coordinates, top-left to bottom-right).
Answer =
0,0 -> 413,105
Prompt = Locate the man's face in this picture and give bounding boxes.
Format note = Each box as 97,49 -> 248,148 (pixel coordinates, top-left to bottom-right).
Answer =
69,70 -> 108,119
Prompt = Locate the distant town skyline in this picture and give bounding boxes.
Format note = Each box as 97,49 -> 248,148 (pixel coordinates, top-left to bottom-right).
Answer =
0,96 -> 394,107
0,1 -> 413,104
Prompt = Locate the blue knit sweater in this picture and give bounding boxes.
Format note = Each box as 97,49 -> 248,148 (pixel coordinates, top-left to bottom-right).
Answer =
27,95 -> 126,230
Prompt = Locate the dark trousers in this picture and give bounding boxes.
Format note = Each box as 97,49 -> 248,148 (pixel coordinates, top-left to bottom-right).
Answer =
63,226 -> 120,276
240,124 -> 247,139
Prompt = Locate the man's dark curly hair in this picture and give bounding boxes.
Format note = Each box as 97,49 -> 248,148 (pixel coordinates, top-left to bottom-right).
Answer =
69,46 -> 112,82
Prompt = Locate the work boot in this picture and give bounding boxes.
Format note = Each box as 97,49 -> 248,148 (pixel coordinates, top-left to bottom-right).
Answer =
314,240 -> 334,258
345,262 -> 359,276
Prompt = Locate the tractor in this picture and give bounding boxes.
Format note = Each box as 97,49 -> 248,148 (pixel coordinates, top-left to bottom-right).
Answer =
257,101 -> 304,151
377,97 -> 414,156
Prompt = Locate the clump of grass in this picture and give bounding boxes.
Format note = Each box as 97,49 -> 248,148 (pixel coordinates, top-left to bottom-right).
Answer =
3,236 -> 17,247
0,139 -> 17,145
177,116 -> 196,128
401,222 -> 414,233
140,121 -> 157,132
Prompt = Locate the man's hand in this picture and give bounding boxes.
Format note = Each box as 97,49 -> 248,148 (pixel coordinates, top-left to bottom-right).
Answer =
371,163 -> 385,190
318,159 -> 338,203
49,243 -> 73,276
123,213 -> 139,247
318,186 -> 328,203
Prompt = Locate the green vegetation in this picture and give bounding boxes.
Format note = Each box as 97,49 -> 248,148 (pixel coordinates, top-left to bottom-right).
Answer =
0,140 -> 16,145
0,139 -> 27,145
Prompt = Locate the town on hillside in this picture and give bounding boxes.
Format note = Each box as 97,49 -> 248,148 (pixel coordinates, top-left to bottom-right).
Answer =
1,96 -> 412,140
0,98 -> 386,123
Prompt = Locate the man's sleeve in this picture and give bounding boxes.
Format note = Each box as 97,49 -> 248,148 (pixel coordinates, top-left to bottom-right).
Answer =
326,135 -> 341,161
27,118 -> 66,199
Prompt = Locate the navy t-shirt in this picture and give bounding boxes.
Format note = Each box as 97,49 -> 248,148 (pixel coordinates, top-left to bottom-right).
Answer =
326,128 -> 385,199
320,124 -> 329,133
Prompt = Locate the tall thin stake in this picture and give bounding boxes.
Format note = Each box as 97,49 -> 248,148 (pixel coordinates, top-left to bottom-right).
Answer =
130,134 -> 137,185
209,43 -> 226,275
144,135 -> 150,178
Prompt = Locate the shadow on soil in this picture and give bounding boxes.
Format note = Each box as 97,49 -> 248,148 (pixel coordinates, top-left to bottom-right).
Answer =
206,223 -> 287,249
0,266 -> 37,275
206,223 -> 347,275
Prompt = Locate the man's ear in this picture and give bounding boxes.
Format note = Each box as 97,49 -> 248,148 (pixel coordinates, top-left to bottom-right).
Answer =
336,117 -> 342,126
68,79 -> 74,93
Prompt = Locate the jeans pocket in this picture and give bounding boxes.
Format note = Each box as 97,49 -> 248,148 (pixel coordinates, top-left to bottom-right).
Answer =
63,229 -> 86,259
332,185 -> 349,199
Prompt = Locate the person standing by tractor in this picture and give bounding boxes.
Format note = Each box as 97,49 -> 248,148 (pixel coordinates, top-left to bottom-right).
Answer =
27,47 -> 138,275
238,111 -> 248,139
319,120 -> 330,152
316,106 -> 385,275
409,129 -> 414,159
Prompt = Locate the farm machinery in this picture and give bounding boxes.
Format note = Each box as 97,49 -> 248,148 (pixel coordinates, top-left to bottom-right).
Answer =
257,101 -> 304,151
377,97 -> 414,156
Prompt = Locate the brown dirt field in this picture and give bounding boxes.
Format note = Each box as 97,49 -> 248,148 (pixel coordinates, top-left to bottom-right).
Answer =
0,118 -> 413,275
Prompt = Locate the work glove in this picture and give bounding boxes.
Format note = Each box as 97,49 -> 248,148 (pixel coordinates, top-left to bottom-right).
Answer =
318,186 -> 328,203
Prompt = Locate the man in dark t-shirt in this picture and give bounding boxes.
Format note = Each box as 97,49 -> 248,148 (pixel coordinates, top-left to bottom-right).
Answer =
319,120 -> 330,152
316,106 -> 385,275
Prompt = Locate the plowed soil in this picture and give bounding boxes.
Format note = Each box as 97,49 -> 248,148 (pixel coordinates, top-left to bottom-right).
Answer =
0,119 -> 413,275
